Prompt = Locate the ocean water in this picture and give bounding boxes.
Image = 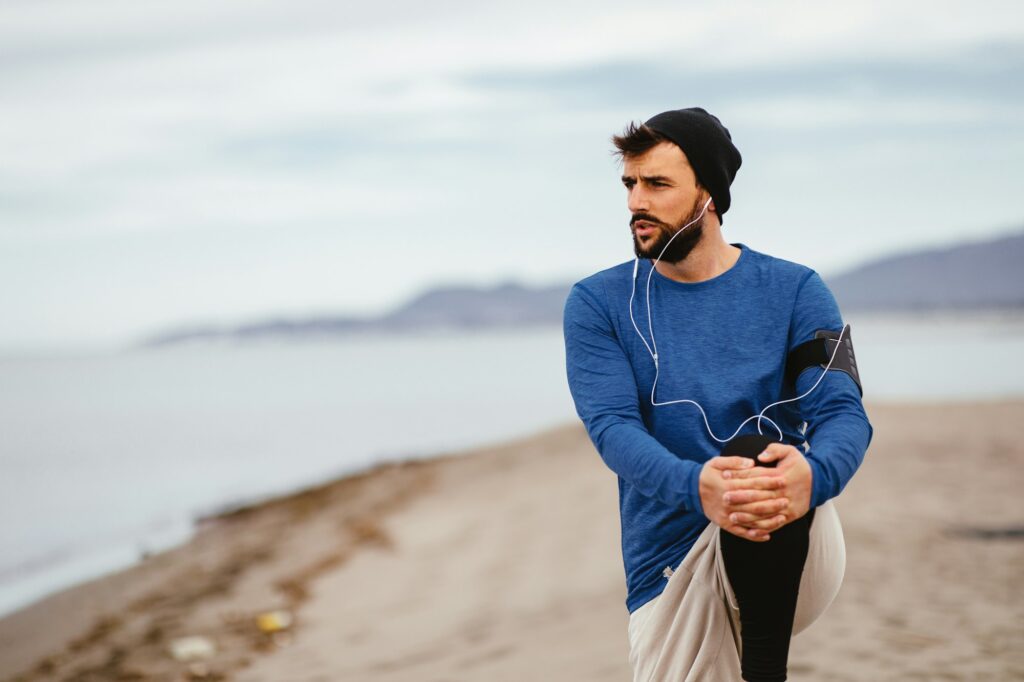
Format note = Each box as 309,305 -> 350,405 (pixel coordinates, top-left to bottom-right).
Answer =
1,311 -> 1022,618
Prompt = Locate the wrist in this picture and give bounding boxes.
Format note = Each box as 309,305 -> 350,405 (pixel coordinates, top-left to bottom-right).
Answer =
691,461 -> 707,517
805,455 -> 825,508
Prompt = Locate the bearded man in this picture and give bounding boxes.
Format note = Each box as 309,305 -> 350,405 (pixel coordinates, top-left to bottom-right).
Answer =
562,107 -> 873,682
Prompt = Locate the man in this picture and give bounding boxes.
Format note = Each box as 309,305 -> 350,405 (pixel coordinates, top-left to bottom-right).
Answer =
562,107 -> 873,681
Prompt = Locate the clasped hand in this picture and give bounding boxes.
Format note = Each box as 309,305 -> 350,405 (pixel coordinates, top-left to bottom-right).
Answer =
698,444 -> 813,542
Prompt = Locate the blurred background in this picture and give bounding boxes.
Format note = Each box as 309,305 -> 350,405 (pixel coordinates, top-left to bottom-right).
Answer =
0,1 -> 1022,678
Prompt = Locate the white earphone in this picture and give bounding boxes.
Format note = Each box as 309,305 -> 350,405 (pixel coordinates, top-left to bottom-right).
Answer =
626,196 -> 850,443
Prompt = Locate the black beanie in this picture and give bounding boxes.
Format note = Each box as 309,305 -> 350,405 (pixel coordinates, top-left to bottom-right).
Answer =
643,107 -> 742,224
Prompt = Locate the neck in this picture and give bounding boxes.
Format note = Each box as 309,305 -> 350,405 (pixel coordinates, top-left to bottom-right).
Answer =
653,233 -> 741,284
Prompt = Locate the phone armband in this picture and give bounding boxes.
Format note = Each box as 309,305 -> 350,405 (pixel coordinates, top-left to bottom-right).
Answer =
785,327 -> 862,396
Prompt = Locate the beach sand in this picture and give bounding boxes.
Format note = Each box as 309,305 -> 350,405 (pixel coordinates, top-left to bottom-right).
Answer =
1,401 -> 1022,681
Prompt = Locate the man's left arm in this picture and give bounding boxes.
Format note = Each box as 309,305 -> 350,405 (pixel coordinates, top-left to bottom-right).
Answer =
784,270 -> 874,509
720,269 -> 874,532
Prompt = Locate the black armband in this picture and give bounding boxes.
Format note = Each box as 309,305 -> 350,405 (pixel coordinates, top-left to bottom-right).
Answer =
785,327 -> 862,396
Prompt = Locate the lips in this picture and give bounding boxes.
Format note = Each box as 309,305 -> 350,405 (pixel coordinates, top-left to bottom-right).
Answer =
633,221 -> 660,237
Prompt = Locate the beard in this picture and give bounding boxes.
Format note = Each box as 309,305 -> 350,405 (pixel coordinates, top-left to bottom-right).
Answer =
631,197 -> 707,264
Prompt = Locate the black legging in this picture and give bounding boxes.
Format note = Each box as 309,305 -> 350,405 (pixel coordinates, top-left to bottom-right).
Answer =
718,434 -> 816,682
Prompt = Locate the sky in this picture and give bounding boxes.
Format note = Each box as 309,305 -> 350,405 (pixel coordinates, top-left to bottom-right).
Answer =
1,0 -> 1022,353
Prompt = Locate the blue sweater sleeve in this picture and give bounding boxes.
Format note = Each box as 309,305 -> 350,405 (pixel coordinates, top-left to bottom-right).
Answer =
789,271 -> 874,508
563,281 -> 705,514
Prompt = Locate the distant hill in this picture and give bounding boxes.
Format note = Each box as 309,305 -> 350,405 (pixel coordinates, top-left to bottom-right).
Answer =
826,229 -> 1024,310
134,229 -> 1024,347
134,281 -> 574,348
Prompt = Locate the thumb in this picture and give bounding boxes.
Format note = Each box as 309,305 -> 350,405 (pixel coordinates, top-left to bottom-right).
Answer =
757,444 -> 791,464
708,456 -> 755,471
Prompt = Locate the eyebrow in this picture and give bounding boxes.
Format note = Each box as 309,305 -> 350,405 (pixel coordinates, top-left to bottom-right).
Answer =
621,174 -> 673,184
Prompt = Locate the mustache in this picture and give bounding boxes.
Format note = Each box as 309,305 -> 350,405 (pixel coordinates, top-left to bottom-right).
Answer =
630,213 -> 666,227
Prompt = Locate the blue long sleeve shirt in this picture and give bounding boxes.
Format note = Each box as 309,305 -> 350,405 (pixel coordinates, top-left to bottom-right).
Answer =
562,243 -> 873,614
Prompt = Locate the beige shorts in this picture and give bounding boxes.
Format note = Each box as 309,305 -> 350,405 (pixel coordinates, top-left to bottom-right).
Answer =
626,499 -> 846,682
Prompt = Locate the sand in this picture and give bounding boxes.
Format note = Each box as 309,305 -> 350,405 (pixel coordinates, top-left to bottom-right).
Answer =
1,401 -> 1022,681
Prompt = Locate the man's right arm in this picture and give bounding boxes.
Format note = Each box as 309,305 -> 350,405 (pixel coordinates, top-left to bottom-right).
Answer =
563,281 -> 707,513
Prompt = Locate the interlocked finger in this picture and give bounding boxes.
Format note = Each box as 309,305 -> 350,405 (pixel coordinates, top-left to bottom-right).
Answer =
733,514 -> 788,531
723,465 -> 777,480
725,476 -> 783,493
724,523 -> 771,542
723,487 -> 782,506
727,497 -> 790,517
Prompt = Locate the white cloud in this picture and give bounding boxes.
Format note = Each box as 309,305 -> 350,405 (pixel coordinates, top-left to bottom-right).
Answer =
1,0 -> 1022,349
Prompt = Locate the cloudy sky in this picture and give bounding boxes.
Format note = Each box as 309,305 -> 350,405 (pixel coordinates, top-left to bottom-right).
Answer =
2,0 -> 1022,353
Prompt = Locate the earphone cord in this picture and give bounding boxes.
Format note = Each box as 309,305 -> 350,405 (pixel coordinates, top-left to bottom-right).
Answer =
627,199 -> 849,442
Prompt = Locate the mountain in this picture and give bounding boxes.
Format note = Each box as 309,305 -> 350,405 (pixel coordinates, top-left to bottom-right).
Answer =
134,281 -> 573,348
825,229 -> 1024,310
383,281 -> 571,328
133,229 -> 1023,347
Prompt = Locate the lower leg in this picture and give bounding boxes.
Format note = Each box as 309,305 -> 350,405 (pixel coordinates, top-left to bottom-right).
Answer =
718,434 -> 815,682
722,508 -> 814,681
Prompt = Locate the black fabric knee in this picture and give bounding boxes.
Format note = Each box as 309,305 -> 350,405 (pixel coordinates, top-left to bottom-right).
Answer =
718,434 -> 815,682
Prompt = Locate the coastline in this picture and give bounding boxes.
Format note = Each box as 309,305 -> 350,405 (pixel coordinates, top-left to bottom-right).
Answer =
2,400 -> 1022,681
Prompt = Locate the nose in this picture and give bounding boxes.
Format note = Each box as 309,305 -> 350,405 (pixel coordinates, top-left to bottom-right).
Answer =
627,184 -> 649,215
